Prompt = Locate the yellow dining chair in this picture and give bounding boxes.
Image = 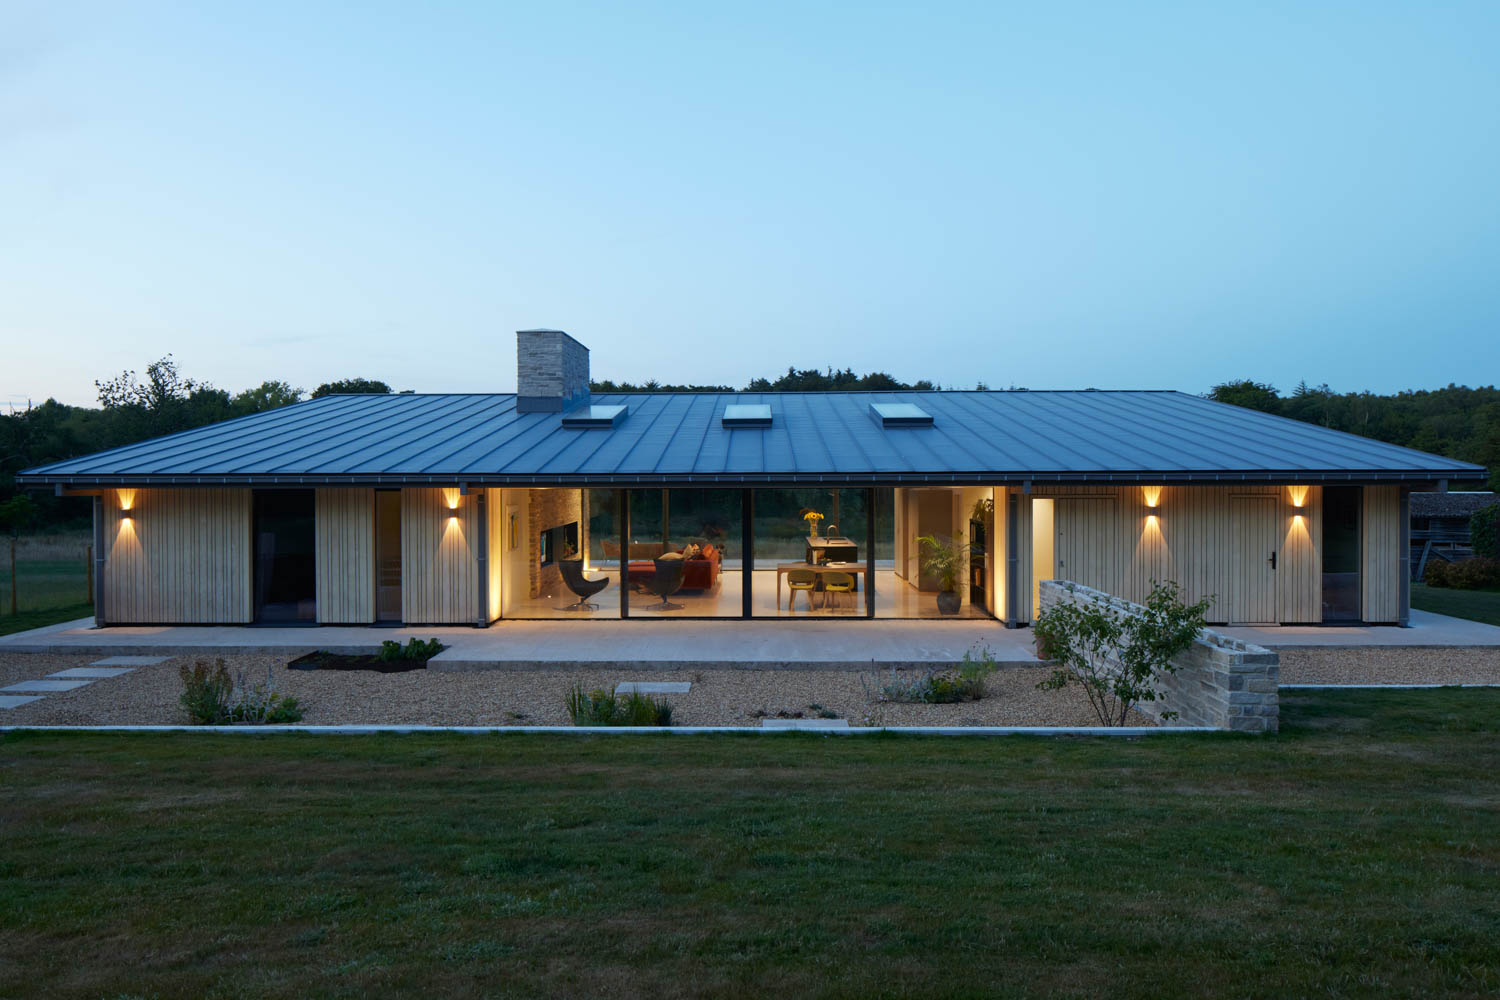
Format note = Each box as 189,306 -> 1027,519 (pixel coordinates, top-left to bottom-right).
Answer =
787,569 -> 818,611
822,571 -> 855,611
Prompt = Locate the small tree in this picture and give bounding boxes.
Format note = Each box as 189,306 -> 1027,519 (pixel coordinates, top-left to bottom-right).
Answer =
1471,503 -> 1500,560
0,495 -> 38,616
1035,581 -> 1213,726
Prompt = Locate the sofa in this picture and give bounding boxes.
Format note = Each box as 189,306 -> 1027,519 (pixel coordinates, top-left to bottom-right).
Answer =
603,540 -> 722,591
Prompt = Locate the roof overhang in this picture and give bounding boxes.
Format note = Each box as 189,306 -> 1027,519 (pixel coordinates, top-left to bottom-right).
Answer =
20,468 -> 1489,490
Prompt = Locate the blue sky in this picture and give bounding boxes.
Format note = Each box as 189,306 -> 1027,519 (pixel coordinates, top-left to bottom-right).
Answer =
3,1 -> 1497,407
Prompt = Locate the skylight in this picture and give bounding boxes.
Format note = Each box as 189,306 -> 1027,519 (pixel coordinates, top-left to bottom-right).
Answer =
869,402 -> 933,427
561,404 -> 628,429
722,404 -> 772,428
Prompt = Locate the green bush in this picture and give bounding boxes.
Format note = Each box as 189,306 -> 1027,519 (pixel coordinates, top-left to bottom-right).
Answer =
1034,581 -> 1212,727
1447,557 -> 1500,590
1423,559 -> 1452,588
869,645 -> 997,704
179,659 -> 233,724
1472,503 -> 1500,560
564,686 -> 673,726
179,658 -> 303,725
378,637 -> 445,662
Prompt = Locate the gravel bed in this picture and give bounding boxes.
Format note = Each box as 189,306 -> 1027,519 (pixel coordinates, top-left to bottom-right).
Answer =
0,653 -> 1144,727
1277,647 -> 1500,685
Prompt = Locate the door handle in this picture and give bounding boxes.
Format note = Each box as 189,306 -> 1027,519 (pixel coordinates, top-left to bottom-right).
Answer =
1269,551 -> 1277,570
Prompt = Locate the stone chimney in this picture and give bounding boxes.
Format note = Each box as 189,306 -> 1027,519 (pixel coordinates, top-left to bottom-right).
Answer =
516,329 -> 590,412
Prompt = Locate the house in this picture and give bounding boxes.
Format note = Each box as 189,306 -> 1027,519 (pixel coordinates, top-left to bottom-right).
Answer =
16,330 -> 1487,628
1410,491 -> 1496,578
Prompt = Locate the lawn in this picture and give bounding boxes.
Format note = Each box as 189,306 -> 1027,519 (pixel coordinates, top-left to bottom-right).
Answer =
1412,582 -> 1500,626
2,690 -> 1498,998
0,533 -> 92,634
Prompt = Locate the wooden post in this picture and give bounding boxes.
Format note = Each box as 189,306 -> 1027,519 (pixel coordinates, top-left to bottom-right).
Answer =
87,544 -> 94,606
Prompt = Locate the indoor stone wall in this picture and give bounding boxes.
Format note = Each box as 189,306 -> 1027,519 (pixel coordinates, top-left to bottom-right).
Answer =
528,489 -> 586,599
1039,580 -> 1280,732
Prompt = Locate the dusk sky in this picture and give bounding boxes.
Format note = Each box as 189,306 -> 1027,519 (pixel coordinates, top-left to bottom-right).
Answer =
4,1 -> 1498,408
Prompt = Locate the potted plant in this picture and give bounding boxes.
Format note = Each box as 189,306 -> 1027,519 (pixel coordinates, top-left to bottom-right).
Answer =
801,509 -> 825,539
916,534 -> 969,615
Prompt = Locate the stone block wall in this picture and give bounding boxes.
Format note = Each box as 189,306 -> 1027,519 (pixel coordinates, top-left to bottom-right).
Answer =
1039,580 -> 1279,732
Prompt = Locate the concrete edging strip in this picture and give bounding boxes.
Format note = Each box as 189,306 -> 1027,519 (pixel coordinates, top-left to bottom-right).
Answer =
0,724 -> 1222,736
1279,683 -> 1500,689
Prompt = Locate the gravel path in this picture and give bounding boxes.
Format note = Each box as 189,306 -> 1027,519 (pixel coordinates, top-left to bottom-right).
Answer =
1278,647 -> 1500,685
0,653 -> 1141,727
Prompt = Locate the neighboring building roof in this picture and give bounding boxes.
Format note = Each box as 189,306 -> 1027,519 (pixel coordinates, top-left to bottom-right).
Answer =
1410,492 -> 1497,518
16,390 -> 1489,487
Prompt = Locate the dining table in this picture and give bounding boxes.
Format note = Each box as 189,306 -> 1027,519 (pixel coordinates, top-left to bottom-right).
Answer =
775,561 -> 868,609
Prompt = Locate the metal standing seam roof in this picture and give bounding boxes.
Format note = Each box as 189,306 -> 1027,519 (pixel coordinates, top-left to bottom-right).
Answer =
15,390 -> 1488,487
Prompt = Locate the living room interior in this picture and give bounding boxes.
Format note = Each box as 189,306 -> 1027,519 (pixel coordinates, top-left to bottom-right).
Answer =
497,486 -> 995,620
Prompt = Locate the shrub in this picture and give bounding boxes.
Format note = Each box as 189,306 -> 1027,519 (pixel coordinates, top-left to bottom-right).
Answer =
179,659 -> 303,725
564,685 -> 673,726
1423,558 -> 1452,588
1471,503 -> 1500,560
1034,581 -> 1212,726
179,659 -> 233,724
378,637 -> 445,662
1447,556 -> 1500,590
867,645 -> 997,704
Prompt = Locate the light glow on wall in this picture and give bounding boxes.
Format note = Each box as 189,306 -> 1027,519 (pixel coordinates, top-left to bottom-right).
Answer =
1288,484 -> 1309,510
1142,485 -> 1163,511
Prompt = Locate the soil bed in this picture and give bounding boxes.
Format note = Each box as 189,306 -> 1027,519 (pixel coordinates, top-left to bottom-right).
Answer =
288,650 -> 430,673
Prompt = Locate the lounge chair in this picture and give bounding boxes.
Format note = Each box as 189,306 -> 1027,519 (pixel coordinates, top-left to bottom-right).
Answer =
559,558 -> 609,611
645,557 -> 687,611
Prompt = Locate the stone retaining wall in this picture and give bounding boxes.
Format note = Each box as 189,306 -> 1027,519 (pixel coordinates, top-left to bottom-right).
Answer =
1039,580 -> 1280,732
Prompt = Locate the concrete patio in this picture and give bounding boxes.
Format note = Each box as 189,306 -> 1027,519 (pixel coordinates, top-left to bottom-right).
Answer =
2,608 -> 1498,671
0,617 -> 1038,671
1220,609 -> 1500,648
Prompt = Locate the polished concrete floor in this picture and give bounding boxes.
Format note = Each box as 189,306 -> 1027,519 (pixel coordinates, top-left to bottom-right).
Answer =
504,568 -> 991,619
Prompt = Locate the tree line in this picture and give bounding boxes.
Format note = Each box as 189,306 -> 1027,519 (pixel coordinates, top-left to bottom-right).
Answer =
2,360 -> 1495,533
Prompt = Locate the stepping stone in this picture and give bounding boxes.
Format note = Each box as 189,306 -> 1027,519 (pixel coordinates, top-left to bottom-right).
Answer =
614,681 -> 691,695
50,667 -> 136,679
89,655 -> 170,666
0,695 -> 44,709
760,718 -> 849,730
1,679 -> 93,693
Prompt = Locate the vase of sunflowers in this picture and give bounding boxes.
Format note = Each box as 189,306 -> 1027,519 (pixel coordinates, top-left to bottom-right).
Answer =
801,509 -> 825,539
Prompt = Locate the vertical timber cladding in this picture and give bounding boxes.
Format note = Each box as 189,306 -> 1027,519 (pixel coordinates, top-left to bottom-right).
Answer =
1362,485 -> 1402,623
315,488 -> 375,624
401,488 -> 479,624
102,487 -> 253,623
1015,485 -> 1323,626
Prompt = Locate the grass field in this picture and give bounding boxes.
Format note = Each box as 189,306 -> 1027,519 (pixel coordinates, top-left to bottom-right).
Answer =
2,690 -> 1497,998
1412,582 -> 1500,626
0,533 -> 92,635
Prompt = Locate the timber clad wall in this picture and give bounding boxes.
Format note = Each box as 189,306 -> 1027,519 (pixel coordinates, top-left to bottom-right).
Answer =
401,488 -> 479,624
315,488 -> 375,624
1012,485 -> 1324,626
1362,485 -> 1402,622
103,488 -> 252,623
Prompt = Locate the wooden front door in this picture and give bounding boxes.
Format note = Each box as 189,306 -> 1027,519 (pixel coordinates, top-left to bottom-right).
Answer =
1229,496 -> 1278,625
1055,498 -> 1120,596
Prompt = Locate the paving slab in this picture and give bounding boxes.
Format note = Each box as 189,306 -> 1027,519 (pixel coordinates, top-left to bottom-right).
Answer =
615,681 -> 692,695
760,718 -> 850,730
0,695 -> 45,709
89,656 -> 171,666
50,667 -> 137,679
1,679 -> 93,693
